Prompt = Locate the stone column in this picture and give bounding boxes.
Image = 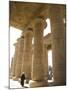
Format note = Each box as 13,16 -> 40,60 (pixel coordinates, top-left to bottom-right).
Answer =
22,28 -> 33,79
10,42 -> 18,78
43,44 -> 48,80
50,6 -> 66,85
29,17 -> 48,87
14,35 -> 24,80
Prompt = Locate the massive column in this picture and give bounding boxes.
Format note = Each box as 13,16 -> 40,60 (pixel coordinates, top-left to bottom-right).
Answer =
10,42 -> 19,78
29,17 -> 48,87
14,35 -> 24,80
22,28 -> 33,79
50,6 -> 66,85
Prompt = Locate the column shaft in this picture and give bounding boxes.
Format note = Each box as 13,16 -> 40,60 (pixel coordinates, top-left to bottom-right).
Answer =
10,42 -> 19,78
43,44 -> 48,80
30,18 -> 48,87
22,29 -> 33,79
50,6 -> 66,85
15,36 -> 24,79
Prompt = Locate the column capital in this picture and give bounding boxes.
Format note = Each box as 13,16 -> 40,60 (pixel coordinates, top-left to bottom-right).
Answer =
36,16 -> 45,20
35,16 -> 45,22
13,42 -> 17,46
24,28 -> 33,37
25,28 -> 33,32
21,36 -> 24,38
34,16 -> 47,29
16,36 -> 24,42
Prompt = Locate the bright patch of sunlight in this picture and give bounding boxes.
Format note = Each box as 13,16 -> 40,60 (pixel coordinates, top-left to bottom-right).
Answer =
32,37 -> 34,44
43,18 -> 51,36
48,50 -> 52,67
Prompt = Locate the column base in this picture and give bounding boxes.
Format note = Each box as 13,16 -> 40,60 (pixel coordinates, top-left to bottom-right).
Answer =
25,79 -> 29,84
10,75 -> 15,79
12,76 -> 19,81
53,81 -> 66,86
29,80 -> 48,87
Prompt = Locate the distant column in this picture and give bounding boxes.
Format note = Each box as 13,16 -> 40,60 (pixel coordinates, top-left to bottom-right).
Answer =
10,42 -> 18,79
14,35 -> 24,80
10,57 -> 14,78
